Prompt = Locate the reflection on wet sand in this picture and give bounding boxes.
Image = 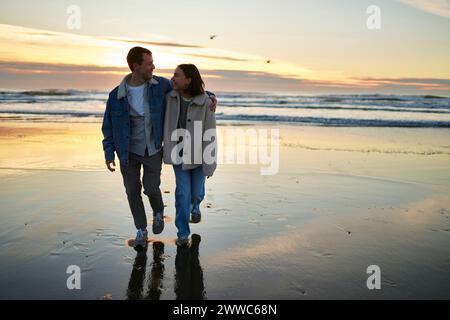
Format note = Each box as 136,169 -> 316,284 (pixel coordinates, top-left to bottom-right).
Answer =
126,234 -> 206,300
126,241 -> 165,300
175,234 -> 206,300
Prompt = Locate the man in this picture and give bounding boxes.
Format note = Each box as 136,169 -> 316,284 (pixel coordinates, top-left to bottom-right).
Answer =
101,47 -> 217,249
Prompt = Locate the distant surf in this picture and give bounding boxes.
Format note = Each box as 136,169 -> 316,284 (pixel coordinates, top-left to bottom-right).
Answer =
1,90 -> 449,127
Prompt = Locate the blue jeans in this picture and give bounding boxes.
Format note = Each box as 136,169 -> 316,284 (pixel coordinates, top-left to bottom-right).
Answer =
173,165 -> 205,238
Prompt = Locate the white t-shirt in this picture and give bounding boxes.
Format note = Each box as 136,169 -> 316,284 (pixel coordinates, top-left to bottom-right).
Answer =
126,83 -> 145,116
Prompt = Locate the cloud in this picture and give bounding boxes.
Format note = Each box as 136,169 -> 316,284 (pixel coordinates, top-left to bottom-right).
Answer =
0,23 -> 319,81
2,61 -> 448,95
106,37 -> 203,49
0,24 -> 448,94
19,31 -> 58,37
108,38 -> 255,63
353,77 -> 450,90
187,54 -> 249,62
0,61 -> 128,74
397,0 -> 450,18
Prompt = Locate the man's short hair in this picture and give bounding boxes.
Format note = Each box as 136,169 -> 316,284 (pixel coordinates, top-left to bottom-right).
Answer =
127,47 -> 152,71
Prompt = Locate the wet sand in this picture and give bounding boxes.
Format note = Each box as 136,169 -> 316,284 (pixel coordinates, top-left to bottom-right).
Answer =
0,121 -> 449,299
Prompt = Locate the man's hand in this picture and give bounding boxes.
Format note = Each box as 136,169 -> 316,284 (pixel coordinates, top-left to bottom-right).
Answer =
209,95 -> 217,112
106,160 -> 116,172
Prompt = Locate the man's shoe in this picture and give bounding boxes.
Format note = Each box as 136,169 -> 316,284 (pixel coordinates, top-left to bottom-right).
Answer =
134,229 -> 148,249
152,212 -> 164,234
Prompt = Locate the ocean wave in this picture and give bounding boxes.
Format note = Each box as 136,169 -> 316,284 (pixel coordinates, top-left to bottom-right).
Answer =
215,113 -> 450,127
280,143 -> 450,155
423,95 -> 446,99
219,104 -> 450,114
219,94 -> 450,110
1,111 -> 449,127
21,90 -> 74,96
0,90 -> 107,103
1,90 -> 450,127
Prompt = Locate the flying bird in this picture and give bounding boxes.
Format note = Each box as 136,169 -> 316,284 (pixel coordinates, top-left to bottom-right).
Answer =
209,35 -> 217,40
266,60 -> 272,64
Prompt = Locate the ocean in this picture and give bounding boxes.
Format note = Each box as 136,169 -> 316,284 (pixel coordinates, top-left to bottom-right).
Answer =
1,89 -> 450,127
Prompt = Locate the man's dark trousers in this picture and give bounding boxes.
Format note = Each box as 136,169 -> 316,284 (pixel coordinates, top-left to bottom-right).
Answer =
120,148 -> 164,230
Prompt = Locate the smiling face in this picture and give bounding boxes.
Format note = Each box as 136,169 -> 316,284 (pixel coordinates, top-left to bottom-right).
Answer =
171,67 -> 191,93
133,53 -> 155,81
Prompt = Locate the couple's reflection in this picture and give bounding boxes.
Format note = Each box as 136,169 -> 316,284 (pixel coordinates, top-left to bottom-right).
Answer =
126,234 -> 206,300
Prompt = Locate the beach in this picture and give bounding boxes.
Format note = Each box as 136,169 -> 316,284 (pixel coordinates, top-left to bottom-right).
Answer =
1,0 -> 450,303
0,120 -> 449,299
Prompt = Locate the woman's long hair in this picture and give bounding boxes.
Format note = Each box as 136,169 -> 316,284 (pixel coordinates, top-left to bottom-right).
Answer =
178,64 -> 205,96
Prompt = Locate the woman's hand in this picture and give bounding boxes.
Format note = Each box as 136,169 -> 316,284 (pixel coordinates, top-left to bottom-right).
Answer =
209,95 -> 217,112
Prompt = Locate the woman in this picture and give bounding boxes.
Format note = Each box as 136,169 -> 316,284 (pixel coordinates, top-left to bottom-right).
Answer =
163,64 -> 217,246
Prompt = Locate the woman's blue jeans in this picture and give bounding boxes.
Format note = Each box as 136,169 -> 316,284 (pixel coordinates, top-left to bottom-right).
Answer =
173,165 -> 205,238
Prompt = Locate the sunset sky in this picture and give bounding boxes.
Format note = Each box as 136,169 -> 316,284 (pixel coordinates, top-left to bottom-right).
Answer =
0,0 -> 449,94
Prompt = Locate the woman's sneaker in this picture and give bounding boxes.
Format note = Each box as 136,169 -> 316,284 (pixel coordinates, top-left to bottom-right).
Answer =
176,236 -> 189,247
134,229 -> 148,249
190,211 -> 201,224
152,212 -> 164,234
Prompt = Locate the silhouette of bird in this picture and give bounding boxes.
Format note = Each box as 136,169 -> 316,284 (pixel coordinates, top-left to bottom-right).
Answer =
209,35 -> 217,40
266,60 -> 272,64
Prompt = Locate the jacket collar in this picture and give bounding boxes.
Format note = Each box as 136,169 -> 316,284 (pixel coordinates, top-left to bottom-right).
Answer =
168,89 -> 207,106
117,73 -> 159,99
